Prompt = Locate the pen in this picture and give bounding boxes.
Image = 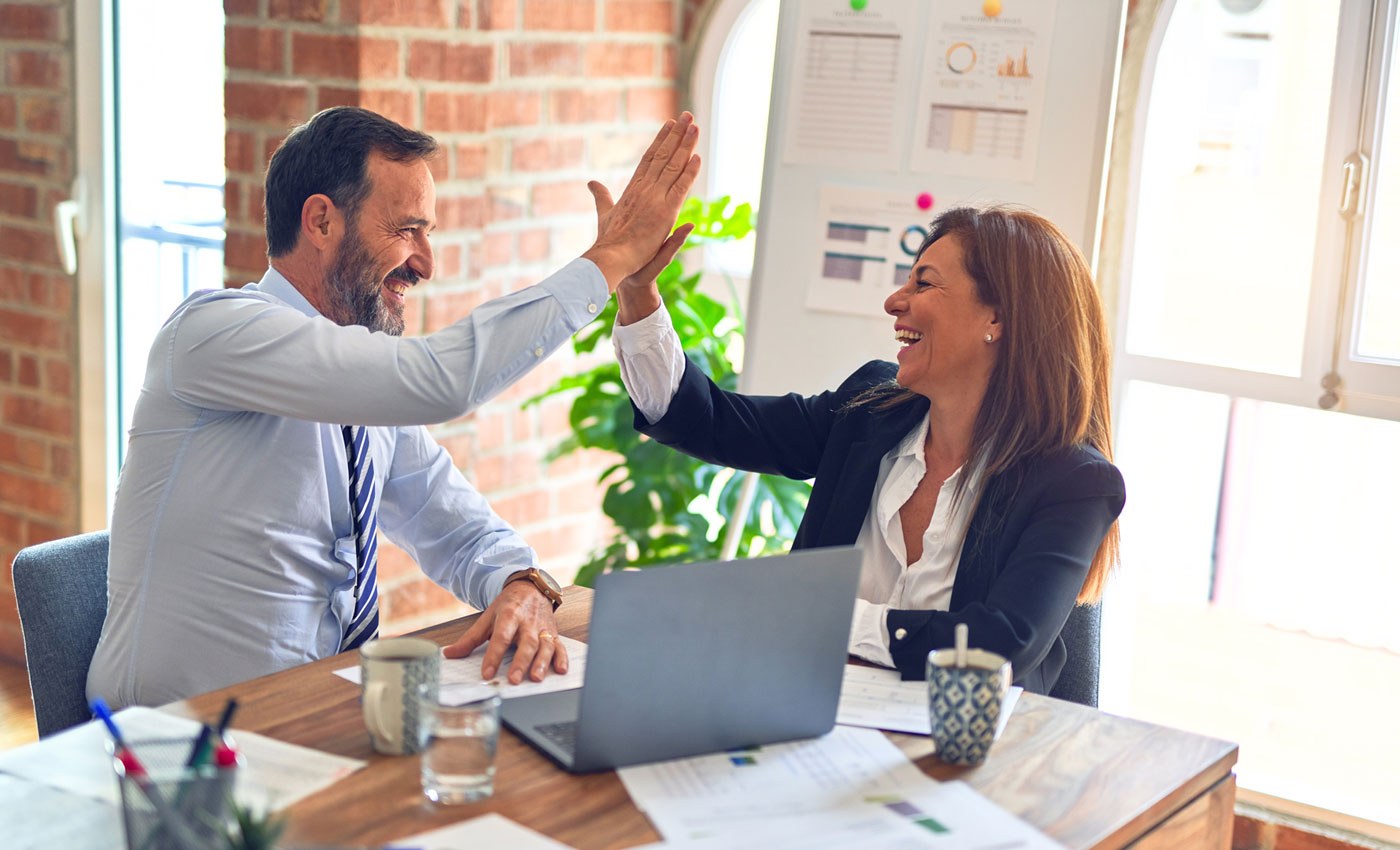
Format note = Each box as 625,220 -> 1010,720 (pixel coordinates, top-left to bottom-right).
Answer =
215,698 -> 239,742
183,724 -> 213,768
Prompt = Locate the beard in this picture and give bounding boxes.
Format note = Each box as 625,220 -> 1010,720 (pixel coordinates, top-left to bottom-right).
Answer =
323,228 -> 413,336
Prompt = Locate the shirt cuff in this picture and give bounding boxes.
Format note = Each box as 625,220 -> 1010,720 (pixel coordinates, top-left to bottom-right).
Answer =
538,258 -> 609,330
848,598 -> 896,668
613,304 -> 685,425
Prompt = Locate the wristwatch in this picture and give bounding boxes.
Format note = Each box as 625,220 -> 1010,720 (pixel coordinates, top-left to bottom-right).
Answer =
504,567 -> 563,611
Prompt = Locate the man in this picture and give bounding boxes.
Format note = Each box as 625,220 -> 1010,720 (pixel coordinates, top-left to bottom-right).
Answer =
89,106 -> 700,707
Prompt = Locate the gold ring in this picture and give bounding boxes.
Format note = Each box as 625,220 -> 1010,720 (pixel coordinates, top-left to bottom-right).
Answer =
539,631 -> 554,642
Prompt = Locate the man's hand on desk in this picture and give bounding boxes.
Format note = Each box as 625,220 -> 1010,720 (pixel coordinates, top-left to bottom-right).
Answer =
443,580 -> 568,684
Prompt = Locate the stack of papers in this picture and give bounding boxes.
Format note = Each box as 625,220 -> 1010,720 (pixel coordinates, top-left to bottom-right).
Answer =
837,664 -> 1022,738
392,813 -> 574,849
619,725 -> 1063,849
334,636 -> 588,704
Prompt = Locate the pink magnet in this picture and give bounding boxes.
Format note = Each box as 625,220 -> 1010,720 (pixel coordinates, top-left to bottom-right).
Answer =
916,192 -> 934,211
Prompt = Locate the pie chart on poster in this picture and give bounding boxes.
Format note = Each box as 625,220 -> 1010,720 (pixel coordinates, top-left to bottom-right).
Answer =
946,42 -> 976,74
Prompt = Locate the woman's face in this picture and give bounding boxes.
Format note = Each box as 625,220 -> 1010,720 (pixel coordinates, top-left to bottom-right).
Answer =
883,234 -> 999,401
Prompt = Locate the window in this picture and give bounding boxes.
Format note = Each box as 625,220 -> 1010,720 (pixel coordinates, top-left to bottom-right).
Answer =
1104,0 -> 1400,830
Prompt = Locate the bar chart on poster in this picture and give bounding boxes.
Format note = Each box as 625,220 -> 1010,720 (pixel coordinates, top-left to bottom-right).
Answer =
742,0 -> 1126,396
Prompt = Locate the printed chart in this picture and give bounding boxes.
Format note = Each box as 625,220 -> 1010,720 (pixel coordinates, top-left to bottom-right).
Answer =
808,185 -> 935,318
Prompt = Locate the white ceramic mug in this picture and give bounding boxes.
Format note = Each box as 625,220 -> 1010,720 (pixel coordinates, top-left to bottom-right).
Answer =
359,637 -> 441,755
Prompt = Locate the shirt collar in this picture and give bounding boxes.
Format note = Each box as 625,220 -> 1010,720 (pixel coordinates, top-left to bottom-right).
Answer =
252,266 -> 322,319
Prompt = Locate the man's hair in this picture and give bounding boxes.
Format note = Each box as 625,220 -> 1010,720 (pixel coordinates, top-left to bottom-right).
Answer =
263,107 -> 438,257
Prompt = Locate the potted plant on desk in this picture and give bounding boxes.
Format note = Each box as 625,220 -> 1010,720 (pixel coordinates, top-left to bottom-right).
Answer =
529,197 -> 811,585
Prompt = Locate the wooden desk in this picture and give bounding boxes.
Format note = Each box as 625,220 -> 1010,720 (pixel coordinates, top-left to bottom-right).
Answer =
171,587 -> 1238,849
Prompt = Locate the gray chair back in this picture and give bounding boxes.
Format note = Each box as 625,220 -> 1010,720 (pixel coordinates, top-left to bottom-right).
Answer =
11,530 -> 110,737
1048,602 -> 1101,707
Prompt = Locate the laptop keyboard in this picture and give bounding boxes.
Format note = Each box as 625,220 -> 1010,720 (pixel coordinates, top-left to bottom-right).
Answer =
535,720 -> 579,755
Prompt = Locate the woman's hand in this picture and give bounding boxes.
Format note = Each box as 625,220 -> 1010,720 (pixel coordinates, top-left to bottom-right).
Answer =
615,223 -> 693,326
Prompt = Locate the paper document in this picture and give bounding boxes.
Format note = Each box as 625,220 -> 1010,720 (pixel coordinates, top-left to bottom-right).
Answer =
620,726 -> 1061,848
0,774 -> 122,850
0,706 -> 364,812
334,635 -> 588,705
808,185 -> 934,319
391,812 -> 575,849
838,664 -> 1021,739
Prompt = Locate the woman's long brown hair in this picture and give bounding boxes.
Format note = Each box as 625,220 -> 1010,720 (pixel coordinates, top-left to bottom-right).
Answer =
857,205 -> 1119,603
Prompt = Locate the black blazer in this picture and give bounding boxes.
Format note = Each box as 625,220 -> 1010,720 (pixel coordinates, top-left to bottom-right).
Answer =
636,359 -> 1126,695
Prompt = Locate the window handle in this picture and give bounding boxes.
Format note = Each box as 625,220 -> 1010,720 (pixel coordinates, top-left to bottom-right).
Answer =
52,175 -> 86,275
1339,152 -> 1367,218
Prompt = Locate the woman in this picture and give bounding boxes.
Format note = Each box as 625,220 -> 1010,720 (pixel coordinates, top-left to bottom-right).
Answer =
611,205 -> 1124,697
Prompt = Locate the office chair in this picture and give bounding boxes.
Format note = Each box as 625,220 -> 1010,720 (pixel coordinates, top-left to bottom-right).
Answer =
11,530 -> 110,737
1048,602 -> 1101,707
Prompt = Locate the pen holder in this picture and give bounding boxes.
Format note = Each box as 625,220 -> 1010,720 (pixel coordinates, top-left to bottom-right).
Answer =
112,737 -> 241,850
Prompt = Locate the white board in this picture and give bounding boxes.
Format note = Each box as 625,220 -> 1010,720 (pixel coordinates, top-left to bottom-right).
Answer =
742,0 -> 1126,396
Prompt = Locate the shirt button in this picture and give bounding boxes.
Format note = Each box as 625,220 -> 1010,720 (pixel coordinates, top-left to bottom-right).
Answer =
587,302 -> 598,314
534,347 -> 544,357
894,628 -> 908,641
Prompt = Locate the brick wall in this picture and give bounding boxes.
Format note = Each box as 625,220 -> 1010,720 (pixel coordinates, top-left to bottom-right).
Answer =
0,0 -> 77,662
223,0 -> 703,634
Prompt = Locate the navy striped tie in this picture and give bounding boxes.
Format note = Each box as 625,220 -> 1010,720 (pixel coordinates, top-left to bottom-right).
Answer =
340,425 -> 380,651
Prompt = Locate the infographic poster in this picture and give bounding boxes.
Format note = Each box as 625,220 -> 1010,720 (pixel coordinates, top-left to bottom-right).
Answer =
807,185 -> 937,319
909,0 -> 1058,182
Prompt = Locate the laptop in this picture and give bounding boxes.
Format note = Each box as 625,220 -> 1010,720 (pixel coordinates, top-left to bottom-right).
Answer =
500,546 -> 862,773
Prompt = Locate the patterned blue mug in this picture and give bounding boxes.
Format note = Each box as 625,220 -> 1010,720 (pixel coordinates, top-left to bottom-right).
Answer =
360,637 -> 441,755
926,647 -> 1012,766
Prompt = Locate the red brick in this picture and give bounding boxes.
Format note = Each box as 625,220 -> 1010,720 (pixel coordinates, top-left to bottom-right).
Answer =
356,87 -> 418,127
49,444 -> 72,479
0,5 -> 61,41
583,42 -> 653,77
225,0 -> 260,16
486,90 -> 541,129
226,25 -> 286,74
15,355 -> 37,388
625,85 -> 678,122
518,228 -> 550,262
25,271 -> 71,313
267,0 -> 328,22
407,41 -> 493,83
0,349 -> 10,381
0,432 -> 46,471
223,229 -> 268,274
0,181 -> 37,217
344,0 -> 449,27
436,193 -> 486,230
549,89 -> 620,124
19,95 -> 60,133
0,512 -> 20,545
423,91 -> 487,133
531,180 -> 592,216
0,470 -> 71,515
523,0 -> 595,31
486,186 -> 526,223
477,0 -> 515,30
455,142 -> 487,180
314,85 -> 362,112
382,576 -> 458,622
493,489 -> 549,526
661,43 -> 678,78
1,395 -> 72,438
225,129 -> 256,173
225,81 -> 311,125
604,0 -> 674,33
43,358 -> 69,396
0,224 -> 58,266
4,50 -> 64,89
0,94 -> 15,129
511,136 -> 584,172
0,137 -> 55,177
480,230 -> 512,268
508,43 -> 581,77
292,34 -> 400,81
434,242 -> 464,279
376,540 -> 419,583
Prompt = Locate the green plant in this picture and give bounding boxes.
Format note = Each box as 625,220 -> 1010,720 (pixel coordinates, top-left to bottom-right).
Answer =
530,197 -> 811,586
222,801 -> 287,850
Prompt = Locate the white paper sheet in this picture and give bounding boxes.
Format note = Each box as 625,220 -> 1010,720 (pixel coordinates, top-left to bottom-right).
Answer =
389,812 -> 575,849
781,0 -> 919,170
838,664 -> 1022,740
333,636 -> 588,705
619,726 -> 1061,848
908,0 -> 1058,181
0,705 -> 364,812
808,184 -> 934,318
0,774 -> 122,850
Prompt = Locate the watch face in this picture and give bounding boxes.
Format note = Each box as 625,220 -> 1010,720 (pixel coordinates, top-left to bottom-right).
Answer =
536,569 -> 562,594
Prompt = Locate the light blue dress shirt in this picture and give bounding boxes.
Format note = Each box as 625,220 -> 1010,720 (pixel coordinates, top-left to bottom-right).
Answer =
89,260 -> 607,708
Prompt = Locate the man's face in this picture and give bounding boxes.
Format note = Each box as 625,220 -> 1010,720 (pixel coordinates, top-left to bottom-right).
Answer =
323,153 -> 437,335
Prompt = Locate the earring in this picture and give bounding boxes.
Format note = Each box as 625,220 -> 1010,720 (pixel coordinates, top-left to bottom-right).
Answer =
984,333 -> 994,343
